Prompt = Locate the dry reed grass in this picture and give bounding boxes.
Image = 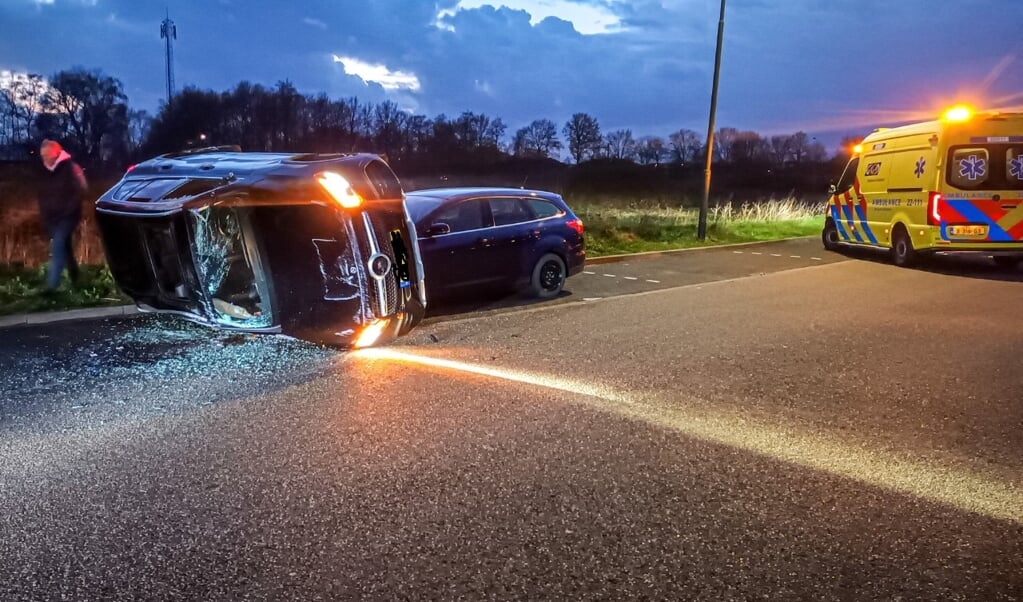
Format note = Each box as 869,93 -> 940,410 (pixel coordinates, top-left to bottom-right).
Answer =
0,202 -> 106,267
576,197 -> 826,227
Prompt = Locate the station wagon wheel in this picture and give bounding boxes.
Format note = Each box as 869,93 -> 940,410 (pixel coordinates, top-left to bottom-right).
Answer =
822,219 -> 840,251
890,226 -> 916,267
530,253 -> 566,299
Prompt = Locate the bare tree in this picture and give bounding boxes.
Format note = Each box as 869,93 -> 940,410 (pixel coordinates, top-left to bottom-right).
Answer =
635,136 -> 666,165
41,68 -> 129,164
727,130 -> 770,164
604,129 -> 636,160
769,134 -> 792,164
400,113 -> 432,157
374,99 -> 406,159
712,127 -> 739,162
126,109 -> 152,155
668,128 -> 701,163
512,118 -> 561,158
562,113 -> 601,163
0,73 -> 48,145
452,111 -> 506,151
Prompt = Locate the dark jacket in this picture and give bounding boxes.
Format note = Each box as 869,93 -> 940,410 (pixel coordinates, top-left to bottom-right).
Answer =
38,155 -> 87,227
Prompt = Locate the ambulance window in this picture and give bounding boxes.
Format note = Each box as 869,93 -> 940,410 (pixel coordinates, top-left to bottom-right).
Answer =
835,157 -> 859,192
948,147 -> 990,189
1006,147 -> 1023,187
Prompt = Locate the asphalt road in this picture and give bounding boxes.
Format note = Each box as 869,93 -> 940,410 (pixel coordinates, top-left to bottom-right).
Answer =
2,238 -> 1022,600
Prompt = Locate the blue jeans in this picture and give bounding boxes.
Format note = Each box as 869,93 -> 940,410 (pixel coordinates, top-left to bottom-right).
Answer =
45,217 -> 80,290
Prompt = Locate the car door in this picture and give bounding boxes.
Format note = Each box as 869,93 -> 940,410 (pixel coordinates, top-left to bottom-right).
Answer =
417,198 -> 497,291
485,196 -> 537,286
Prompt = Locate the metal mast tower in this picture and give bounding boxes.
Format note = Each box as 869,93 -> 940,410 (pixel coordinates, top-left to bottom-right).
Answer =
160,11 -> 177,105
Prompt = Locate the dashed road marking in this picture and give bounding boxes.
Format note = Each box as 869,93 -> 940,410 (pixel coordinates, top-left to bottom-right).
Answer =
583,249 -> 829,284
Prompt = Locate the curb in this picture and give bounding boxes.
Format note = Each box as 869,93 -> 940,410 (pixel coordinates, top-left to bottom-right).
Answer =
0,304 -> 139,330
585,235 -> 816,264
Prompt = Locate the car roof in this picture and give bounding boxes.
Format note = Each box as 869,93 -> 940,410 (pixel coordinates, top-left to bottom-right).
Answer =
406,187 -> 563,203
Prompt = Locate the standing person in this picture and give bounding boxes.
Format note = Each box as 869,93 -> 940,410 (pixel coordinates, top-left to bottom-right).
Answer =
37,139 -> 88,292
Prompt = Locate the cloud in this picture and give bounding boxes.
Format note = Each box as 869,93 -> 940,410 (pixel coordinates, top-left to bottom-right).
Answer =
303,17 -> 327,29
437,0 -> 625,35
332,55 -> 421,92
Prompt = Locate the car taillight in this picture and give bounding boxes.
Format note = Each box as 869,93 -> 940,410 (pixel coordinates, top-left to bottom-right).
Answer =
317,171 -> 363,209
565,218 -> 584,235
927,191 -> 943,226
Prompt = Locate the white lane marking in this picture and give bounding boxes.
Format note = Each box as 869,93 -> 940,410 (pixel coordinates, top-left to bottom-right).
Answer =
583,271 -> 596,274
603,274 -> 617,278
811,257 -> 823,261
624,276 -> 638,280
790,255 -> 801,258
646,279 -> 661,283
752,252 -> 762,255
770,253 -> 782,257
733,251 -> 743,254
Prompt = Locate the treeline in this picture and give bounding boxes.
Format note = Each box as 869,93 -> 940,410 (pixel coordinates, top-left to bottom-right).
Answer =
1,67 -> 853,198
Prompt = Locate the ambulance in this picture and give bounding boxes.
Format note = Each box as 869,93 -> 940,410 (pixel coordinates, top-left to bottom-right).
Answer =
822,106 -> 1023,267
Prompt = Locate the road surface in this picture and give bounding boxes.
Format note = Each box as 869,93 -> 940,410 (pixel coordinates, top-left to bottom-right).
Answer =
1,238 -> 1021,600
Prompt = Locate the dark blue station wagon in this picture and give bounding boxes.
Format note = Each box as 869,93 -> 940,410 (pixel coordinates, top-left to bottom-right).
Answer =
405,187 -> 585,300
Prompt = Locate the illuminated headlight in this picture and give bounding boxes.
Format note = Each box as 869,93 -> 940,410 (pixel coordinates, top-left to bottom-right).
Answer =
354,319 -> 389,348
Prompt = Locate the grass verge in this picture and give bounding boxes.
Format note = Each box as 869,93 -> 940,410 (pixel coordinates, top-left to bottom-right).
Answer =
0,264 -> 130,317
576,199 -> 824,256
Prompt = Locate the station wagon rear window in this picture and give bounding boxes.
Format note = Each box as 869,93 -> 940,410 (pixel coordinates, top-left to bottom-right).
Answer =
527,199 -> 564,219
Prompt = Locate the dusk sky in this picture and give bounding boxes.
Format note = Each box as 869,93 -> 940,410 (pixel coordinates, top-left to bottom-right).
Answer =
2,0 -> 1022,153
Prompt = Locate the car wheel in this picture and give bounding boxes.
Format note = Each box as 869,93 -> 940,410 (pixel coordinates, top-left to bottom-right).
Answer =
529,253 -> 566,299
822,219 -> 840,251
890,226 -> 916,267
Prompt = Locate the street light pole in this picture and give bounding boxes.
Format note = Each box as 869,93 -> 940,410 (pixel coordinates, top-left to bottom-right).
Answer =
698,0 -> 726,241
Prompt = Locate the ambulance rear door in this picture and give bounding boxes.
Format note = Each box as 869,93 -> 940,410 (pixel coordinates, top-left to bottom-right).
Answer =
941,139 -> 1023,243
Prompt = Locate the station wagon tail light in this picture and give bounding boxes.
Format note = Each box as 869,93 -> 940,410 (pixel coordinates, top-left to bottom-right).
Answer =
565,218 -> 584,235
354,318 -> 388,348
317,171 -> 363,208
927,191 -> 943,225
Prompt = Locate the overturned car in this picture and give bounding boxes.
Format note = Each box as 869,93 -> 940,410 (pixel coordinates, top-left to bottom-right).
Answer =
95,148 -> 426,347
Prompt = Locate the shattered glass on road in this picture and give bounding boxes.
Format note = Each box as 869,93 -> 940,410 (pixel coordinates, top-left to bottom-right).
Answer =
0,315 -> 337,435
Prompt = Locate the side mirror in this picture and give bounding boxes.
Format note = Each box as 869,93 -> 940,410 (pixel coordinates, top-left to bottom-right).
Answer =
426,222 -> 451,236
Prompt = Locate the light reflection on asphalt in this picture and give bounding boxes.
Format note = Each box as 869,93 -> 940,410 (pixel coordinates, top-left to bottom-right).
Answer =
354,346 -> 1023,526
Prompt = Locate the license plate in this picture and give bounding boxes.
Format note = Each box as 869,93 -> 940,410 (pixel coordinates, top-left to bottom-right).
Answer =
947,225 -> 988,237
